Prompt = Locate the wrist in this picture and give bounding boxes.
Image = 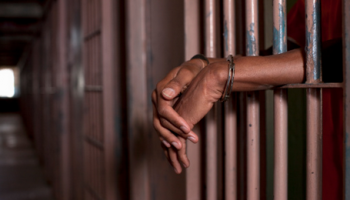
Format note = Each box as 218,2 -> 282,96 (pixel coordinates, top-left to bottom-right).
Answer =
204,62 -> 231,102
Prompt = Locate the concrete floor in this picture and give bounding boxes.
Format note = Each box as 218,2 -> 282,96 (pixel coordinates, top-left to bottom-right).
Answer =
0,113 -> 54,200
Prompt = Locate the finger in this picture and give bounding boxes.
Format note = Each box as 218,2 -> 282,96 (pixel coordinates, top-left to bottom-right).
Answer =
161,142 -> 170,161
155,89 -> 192,136
169,147 -> 182,174
177,137 -> 190,168
161,67 -> 197,100
157,100 -> 192,134
159,137 -> 171,148
153,106 -> 182,149
159,117 -> 199,143
156,91 -> 199,142
156,67 -> 182,100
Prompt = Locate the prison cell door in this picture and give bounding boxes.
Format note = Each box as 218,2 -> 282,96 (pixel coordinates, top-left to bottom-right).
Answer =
81,0 -> 118,199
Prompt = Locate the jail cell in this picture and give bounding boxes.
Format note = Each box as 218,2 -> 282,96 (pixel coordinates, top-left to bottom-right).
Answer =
15,0 -> 350,199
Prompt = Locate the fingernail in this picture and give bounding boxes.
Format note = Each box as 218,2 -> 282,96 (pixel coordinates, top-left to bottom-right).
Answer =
174,167 -> 178,173
188,136 -> 196,143
162,88 -> 175,98
162,140 -> 170,147
180,125 -> 190,133
182,163 -> 188,168
172,142 -> 180,149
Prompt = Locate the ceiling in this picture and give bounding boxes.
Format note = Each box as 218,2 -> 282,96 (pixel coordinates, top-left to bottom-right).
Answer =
0,0 -> 47,66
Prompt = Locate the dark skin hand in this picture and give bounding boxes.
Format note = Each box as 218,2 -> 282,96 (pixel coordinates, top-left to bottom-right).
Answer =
152,48 -> 305,174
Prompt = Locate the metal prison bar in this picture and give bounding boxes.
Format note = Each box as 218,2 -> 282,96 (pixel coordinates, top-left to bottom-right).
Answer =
183,0 -> 348,199
273,1 -> 288,200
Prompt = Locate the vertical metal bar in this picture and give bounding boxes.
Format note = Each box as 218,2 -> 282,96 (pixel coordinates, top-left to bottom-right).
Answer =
205,0 -> 218,199
127,0 -> 150,199
57,0 -> 70,198
272,0 -> 288,200
101,0 -> 118,198
245,0 -> 260,200
305,0 -> 322,200
223,0 -> 237,199
343,0 -> 350,199
184,0 -> 201,199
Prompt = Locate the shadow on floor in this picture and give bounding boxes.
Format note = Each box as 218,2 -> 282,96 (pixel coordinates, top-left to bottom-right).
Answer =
0,113 -> 54,200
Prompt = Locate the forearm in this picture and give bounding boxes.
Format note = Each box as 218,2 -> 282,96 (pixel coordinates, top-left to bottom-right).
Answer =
230,48 -> 305,91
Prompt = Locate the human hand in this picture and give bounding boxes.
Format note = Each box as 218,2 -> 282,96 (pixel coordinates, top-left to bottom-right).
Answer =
173,61 -> 229,128
161,60 -> 229,174
160,136 -> 189,174
152,59 -> 206,151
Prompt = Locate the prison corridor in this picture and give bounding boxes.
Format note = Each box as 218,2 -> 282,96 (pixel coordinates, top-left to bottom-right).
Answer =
0,114 -> 53,200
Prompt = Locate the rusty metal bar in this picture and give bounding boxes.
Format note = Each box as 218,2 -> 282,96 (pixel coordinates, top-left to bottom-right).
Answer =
344,0 -> 350,199
272,0 -> 287,199
223,0 -> 237,199
245,0 -> 260,199
184,0 -> 201,199
205,0 -> 218,199
126,0 -> 150,199
305,0 -> 322,199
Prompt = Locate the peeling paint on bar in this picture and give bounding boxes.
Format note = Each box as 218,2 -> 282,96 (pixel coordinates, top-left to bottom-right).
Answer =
305,0 -> 322,199
245,0 -> 260,200
246,23 -> 257,56
224,20 -> 229,52
273,3 -> 286,54
305,0 -> 322,83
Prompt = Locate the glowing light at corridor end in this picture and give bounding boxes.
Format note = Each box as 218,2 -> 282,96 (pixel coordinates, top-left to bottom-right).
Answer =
0,69 -> 15,98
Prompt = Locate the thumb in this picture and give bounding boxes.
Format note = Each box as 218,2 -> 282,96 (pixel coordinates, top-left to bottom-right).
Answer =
162,68 -> 196,100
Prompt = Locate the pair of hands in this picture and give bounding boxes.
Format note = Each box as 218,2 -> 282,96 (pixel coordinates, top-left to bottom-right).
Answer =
152,57 -> 230,174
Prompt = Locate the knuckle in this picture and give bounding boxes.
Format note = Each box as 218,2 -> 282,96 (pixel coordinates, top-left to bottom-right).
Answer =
179,67 -> 194,76
168,79 -> 182,89
157,106 -> 168,117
